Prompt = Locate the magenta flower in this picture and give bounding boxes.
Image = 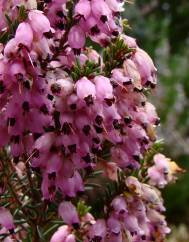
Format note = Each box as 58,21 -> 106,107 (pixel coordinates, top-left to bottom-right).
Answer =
88,219 -> 107,242
15,22 -> 33,48
68,25 -> 86,53
0,208 -> 15,232
0,1 -> 180,241
58,202 -> 80,228
75,0 -> 91,19
76,77 -> 96,105
50,225 -> 76,242
28,10 -> 51,37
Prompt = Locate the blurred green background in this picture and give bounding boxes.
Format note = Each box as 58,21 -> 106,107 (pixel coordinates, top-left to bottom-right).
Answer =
125,0 -> 189,239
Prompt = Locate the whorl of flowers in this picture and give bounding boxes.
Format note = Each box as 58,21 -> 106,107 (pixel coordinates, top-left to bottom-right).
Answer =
0,0 -> 182,241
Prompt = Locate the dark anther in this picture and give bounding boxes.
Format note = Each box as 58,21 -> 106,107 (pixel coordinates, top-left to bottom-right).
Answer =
56,10 -> 64,18
114,11 -> 121,17
85,166 -> 93,174
44,30 -> 54,39
142,123 -> 147,130
73,48 -> 81,55
40,60 -> 48,69
22,101 -> 30,112
91,25 -> 100,35
130,231 -> 136,237
72,223 -> 80,230
40,104 -> 49,114
56,21 -> 65,30
15,136 -> 20,143
53,111 -> 61,129
50,145 -> 58,153
110,80 -> 118,88
155,118 -> 160,126
133,87 -> 143,92
31,166 -> 41,173
91,146 -> 99,154
145,80 -> 151,87
92,137 -> 100,144
112,30 -> 119,36
141,101 -> 146,106
9,229 -> 15,234
113,119 -> 121,129
44,126 -> 55,132
141,235 -> 146,240
47,94 -> 54,101
82,153 -> 91,163
104,97 -> 115,106
33,133 -> 42,140
74,14 -> 84,24
84,95 -> 94,106
44,0 -> 52,3
0,80 -> 5,93
68,144 -> 77,153
65,195 -> 73,201
13,157 -> 19,164
94,125 -> 103,134
48,172 -> 56,180
133,155 -> 140,162
126,164 -> 134,169
70,103 -> 77,110
100,15 -> 108,23
51,83 -> 61,94
62,122 -> 72,135
95,115 -> 103,125
142,137 -> 149,145
124,116 -> 132,125
150,83 -> 156,89
23,80 -> 30,89
82,125 -> 91,136
123,79 -> 132,86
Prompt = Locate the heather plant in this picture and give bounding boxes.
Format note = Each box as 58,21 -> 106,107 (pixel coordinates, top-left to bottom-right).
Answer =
0,0 -> 182,241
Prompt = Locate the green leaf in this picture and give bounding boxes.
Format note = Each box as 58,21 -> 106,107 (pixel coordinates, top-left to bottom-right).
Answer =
103,37 -> 134,76
0,31 -> 9,44
77,201 -> 91,217
18,5 -> 28,21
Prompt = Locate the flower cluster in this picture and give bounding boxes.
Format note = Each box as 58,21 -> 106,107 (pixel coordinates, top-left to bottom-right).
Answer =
0,0 -> 181,241
49,176 -> 170,242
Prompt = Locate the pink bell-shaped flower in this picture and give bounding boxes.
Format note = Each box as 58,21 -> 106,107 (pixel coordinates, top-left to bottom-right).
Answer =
0,207 -> 15,231
15,22 -> 33,48
76,77 -> 96,105
88,219 -> 107,242
50,225 -> 75,242
68,25 -> 86,53
75,0 -> 91,19
58,201 -> 80,228
28,10 -> 51,37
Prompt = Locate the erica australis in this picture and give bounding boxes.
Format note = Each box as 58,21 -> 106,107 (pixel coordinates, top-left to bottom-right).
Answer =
0,0 -> 183,241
